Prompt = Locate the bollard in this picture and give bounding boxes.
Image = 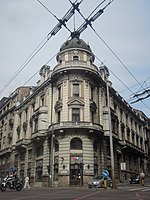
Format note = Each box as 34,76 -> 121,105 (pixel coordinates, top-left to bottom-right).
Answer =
104,177 -> 107,189
141,178 -> 144,186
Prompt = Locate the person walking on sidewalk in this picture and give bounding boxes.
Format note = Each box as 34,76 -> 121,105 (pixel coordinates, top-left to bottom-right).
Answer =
24,176 -> 31,189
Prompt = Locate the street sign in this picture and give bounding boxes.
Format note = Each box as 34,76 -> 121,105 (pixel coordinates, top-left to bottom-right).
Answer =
102,169 -> 109,178
120,163 -> 126,171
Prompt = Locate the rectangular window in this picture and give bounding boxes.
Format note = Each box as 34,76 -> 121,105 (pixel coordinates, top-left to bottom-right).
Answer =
72,108 -> 80,122
91,87 -> 94,100
34,118 -> 38,132
58,111 -> 60,123
58,87 -> 61,100
36,159 -> 43,181
41,95 -> 45,106
28,149 -> 32,159
73,83 -> 79,97
36,146 -> 43,157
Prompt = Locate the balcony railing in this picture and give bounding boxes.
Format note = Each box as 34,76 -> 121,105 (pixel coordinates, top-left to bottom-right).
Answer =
119,139 -> 144,154
49,121 -> 103,133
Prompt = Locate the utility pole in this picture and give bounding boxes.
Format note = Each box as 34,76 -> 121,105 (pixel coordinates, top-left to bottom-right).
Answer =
106,79 -> 116,189
49,124 -> 54,188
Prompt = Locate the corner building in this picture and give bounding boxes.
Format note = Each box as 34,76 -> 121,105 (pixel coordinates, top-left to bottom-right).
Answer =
0,35 -> 149,187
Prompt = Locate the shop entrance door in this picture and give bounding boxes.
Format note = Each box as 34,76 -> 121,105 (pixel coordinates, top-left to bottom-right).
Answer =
70,163 -> 80,186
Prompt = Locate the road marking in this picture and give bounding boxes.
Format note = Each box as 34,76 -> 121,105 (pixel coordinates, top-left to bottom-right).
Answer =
135,192 -> 144,200
73,190 -> 101,200
128,187 -> 150,192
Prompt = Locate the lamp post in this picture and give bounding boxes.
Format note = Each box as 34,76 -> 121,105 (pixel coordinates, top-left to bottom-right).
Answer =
49,124 -> 54,188
106,79 -> 116,189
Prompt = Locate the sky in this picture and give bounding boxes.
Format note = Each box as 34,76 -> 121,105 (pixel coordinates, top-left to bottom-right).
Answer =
0,0 -> 150,117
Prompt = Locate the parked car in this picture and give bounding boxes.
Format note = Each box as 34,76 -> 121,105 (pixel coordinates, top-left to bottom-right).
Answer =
129,175 -> 140,184
88,176 -> 112,188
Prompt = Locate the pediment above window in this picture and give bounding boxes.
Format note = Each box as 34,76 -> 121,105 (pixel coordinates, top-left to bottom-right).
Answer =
55,101 -> 63,111
90,101 -> 97,111
68,98 -> 84,106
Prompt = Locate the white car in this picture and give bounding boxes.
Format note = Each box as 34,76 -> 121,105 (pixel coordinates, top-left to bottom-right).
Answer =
88,176 -> 112,188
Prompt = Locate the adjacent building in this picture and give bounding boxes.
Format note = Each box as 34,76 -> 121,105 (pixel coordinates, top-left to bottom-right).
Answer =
0,34 -> 150,187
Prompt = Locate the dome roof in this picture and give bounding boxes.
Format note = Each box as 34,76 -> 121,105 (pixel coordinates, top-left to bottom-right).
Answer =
60,35 -> 92,53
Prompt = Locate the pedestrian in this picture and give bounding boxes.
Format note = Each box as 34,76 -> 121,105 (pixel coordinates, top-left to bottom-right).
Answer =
139,171 -> 145,186
24,176 -> 30,189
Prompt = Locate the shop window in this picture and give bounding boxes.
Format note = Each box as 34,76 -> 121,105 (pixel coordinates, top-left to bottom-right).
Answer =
70,137 -> 82,150
35,159 -> 43,181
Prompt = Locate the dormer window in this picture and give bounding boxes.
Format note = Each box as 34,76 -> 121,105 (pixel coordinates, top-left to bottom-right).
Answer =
73,55 -> 79,61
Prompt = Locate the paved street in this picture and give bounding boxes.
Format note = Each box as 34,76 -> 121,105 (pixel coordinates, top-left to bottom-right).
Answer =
0,183 -> 150,200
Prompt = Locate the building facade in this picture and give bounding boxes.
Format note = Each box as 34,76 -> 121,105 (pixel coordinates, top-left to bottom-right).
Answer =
0,35 -> 150,187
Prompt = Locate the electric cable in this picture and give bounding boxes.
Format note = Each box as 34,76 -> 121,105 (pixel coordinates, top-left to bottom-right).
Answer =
0,1 -> 81,96
96,55 -> 150,111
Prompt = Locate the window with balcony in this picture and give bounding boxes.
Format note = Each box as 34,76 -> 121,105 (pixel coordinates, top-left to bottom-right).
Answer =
72,108 -> 80,122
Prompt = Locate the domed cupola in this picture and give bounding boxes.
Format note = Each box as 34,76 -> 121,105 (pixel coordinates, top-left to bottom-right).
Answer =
56,32 -> 95,62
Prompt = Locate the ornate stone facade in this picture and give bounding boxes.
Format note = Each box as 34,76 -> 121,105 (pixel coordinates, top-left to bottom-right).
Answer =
0,35 -> 150,187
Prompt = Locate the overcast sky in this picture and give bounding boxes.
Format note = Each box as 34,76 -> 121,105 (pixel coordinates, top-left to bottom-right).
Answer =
0,0 -> 150,117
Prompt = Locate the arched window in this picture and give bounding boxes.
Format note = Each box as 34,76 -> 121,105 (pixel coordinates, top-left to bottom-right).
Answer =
70,137 -> 82,150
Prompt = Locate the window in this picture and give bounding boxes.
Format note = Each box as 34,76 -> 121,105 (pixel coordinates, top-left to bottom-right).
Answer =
34,118 -> 38,132
72,108 -> 80,122
41,95 -> 45,106
70,137 -> 82,150
28,149 -> 32,159
36,146 -> 43,157
55,140 -> 59,152
58,87 -> 61,100
58,111 -> 60,123
35,159 -> 43,181
73,83 -> 79,97
73,55 -> 79,61
20,152 -> 26,161
90,87 -> 94,100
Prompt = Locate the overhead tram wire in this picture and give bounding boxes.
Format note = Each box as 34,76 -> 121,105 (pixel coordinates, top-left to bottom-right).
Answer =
0,1 -> 81,96
23,53 -> 57,87
71,0 -> 150,109
70,0 -> 148,95
96,55 -> 150,111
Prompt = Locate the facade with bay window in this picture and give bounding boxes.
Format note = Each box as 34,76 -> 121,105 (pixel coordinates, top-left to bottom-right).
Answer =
0,35 -> 149,187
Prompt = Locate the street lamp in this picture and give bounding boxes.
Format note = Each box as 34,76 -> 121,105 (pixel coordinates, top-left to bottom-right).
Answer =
106,79 -> 116,189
